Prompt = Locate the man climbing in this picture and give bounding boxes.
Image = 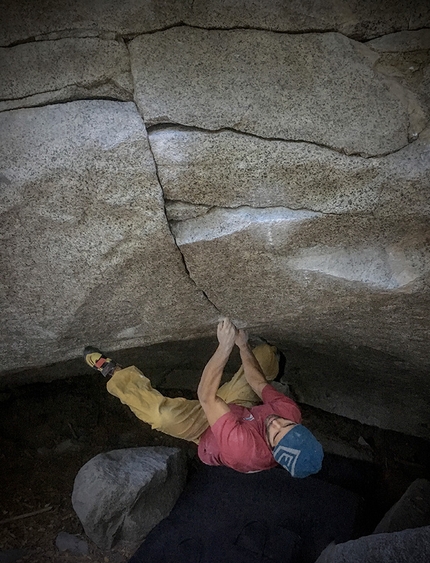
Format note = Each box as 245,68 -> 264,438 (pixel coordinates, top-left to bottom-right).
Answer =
84,318 -> 323,478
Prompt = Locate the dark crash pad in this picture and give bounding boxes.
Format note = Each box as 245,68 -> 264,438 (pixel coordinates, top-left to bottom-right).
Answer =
128,462 -> 361,563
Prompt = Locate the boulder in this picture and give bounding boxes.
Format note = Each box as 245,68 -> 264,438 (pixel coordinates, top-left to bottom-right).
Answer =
315,526 -> 430,563
1,3 -> 429,443
374,479 -> 430,534
71,447 -> 187,550
55,532 -> 89,555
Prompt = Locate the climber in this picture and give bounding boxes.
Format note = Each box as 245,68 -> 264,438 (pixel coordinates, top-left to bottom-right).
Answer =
84,318 -> 323,478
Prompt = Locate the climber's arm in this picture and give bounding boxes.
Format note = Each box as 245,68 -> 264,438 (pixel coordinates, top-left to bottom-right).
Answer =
235,329 -> 269,400
197,318 -> 236,426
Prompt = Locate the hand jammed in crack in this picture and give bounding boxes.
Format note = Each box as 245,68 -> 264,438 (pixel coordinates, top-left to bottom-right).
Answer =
216,317 -> 237,351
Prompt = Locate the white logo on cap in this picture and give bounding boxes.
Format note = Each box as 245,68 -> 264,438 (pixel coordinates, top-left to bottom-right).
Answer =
275,446 -> 300,475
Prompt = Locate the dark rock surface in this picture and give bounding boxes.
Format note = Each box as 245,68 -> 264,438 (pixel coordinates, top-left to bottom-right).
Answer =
374,478 -> 430,534
55,532 -> 89,555
72,447 -> 187,550
315,526 -> 430,563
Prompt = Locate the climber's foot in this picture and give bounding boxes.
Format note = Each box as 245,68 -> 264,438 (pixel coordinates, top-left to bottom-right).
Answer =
83,346 -> 121,378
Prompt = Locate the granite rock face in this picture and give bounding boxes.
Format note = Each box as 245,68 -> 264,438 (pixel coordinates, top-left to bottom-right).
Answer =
0,101 -> 217,371
0,38 -> 133,112
1,2 -> 429,440
130,28 -> 413,156
187,0 -> 430,38
150,127 -> 430,215
2,0 -> 429,46
72,447 -> 187,550
152,125 -> 430,437
0,0 -> 186,46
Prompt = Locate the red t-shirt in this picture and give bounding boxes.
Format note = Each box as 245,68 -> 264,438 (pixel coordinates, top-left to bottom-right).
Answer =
198,385 -> 302,473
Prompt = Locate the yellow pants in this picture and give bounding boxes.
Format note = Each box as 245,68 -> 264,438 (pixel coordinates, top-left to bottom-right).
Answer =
107,344 -> 279,444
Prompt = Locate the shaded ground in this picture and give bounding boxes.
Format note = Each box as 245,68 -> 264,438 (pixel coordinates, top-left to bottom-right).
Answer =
0,374 -> 197,563
0,369 -> 429,562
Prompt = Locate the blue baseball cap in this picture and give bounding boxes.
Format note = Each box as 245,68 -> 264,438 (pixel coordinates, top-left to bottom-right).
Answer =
272,424 -> 324,478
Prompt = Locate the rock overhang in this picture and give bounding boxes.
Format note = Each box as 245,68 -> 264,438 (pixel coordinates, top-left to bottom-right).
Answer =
1,1 -> 429,440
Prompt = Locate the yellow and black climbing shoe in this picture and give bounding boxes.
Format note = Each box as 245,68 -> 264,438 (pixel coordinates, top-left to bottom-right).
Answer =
83,346 -> 120,378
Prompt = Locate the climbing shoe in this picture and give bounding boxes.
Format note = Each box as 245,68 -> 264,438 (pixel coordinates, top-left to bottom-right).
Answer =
83,346 -> 120,378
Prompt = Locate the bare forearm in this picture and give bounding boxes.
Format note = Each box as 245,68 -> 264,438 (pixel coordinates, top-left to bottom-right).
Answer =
238,343 -> 268,398
197,344 -> 232,403
197,318 -> 236,426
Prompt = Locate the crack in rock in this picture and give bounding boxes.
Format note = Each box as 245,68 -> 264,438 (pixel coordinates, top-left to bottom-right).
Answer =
4,22 -> 427,48
145,129 -> 221,313
0,78 -> 132,103
2,29 -> 424,158
146,122 -> 415,159
170,206 -> 321,245
165,200 -> 337,222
